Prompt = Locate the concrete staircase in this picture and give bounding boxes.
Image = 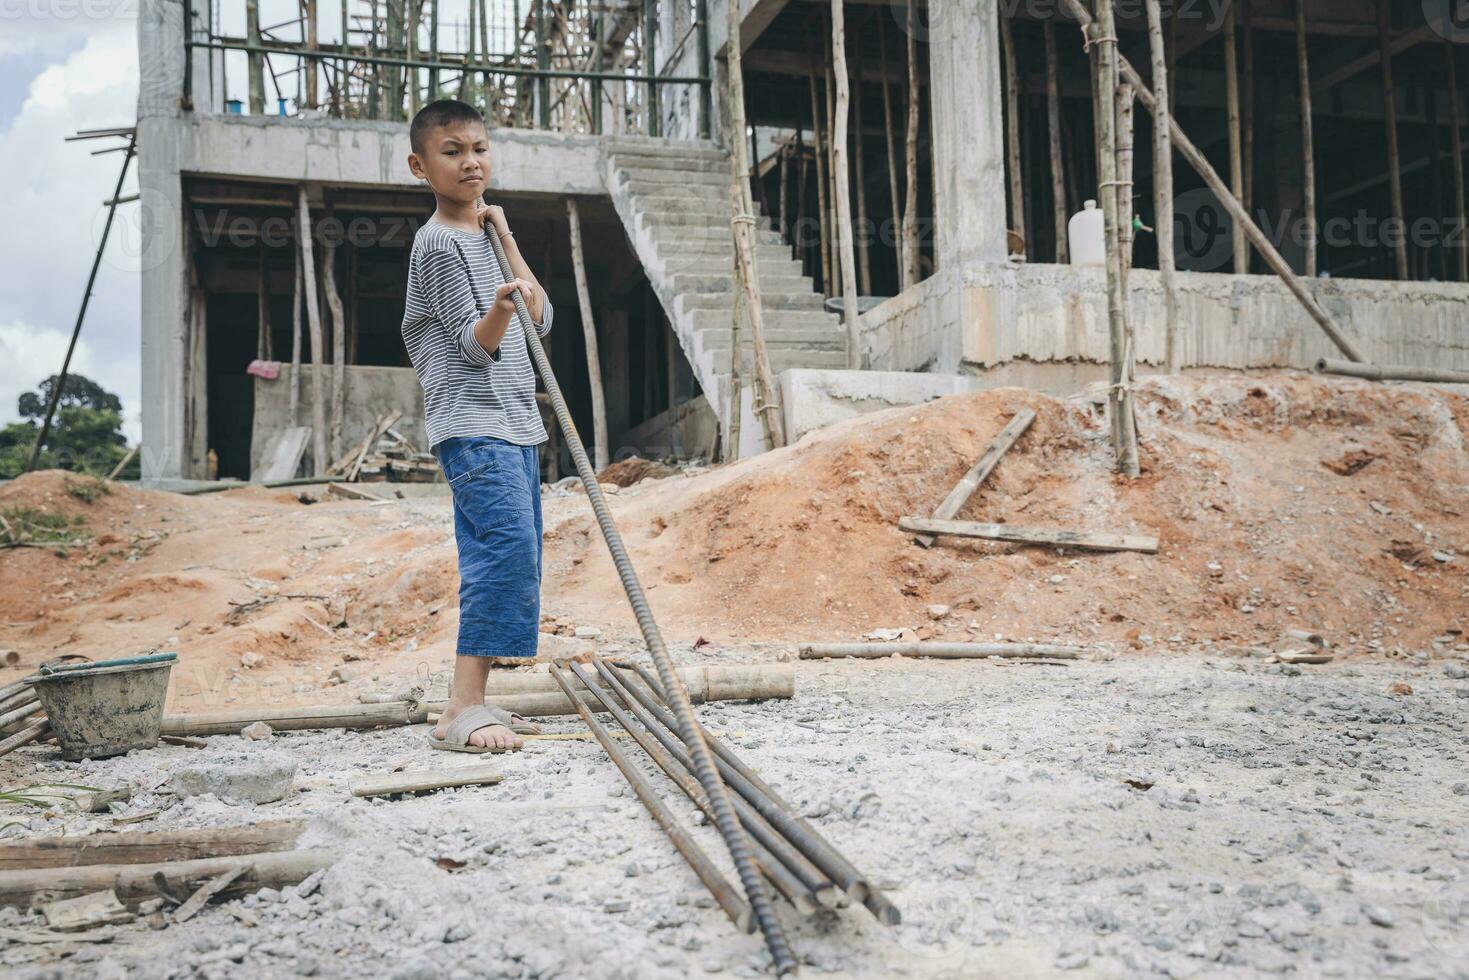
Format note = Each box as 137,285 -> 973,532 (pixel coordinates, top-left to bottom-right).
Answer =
603,137 -> 850,425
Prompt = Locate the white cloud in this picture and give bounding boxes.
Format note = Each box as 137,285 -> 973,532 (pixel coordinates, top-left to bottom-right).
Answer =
0,19 -> 140,439
0,1 -> 135,58
0,319 -> 140,440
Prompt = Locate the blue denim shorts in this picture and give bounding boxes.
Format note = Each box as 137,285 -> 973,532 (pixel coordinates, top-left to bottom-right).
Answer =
435,436 -> 543,658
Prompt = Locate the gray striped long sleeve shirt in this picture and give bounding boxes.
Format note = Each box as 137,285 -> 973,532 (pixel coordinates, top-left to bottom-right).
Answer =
401,221 -> 553,449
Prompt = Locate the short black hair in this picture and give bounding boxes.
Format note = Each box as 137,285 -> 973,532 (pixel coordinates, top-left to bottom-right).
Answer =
409,99 -> 486,154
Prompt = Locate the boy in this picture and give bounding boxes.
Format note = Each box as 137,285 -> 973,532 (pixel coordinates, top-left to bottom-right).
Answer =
402,99 -> 552,754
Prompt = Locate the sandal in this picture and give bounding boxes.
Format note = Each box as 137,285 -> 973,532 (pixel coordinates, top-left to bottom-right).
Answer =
427,704 -> 538,754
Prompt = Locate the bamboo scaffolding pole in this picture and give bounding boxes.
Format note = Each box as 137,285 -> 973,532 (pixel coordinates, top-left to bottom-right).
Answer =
566,199 -> 608,471
1091,0 -> 1140,478
1146,0 -> 1178,374
902,0 -> 919,288
306,0 -> 320,107
830,0 -> 861,368
1001,12 -> 1026,256
1378,0 -> 1408,280
1315,359 -> 1469,384
246,0 -> 266,114
823,17 -> 839,290
1449,43 -> 1468,283
1242,0 -> 1254,225
850,26 -> 871,295
290,242 -> 303,426
1056,0 -> 1365,364
800,642 -> 1082,661
809,49 -> 832,295
727,203 -> 744,462
1045,19 -> 1068,263
1296,0 -> 1318,277
295,188 -> 329,476
878,13 -> 901,282
1117,82 -> 1137,278
726,0 -> 784,449
1223,3 -> 1248,274
407,0 -> 420,117
322,241 -> 347,460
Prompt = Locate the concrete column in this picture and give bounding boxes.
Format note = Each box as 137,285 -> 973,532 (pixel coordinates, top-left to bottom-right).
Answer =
927,0 -> 1008,268
139,0 -> 202,481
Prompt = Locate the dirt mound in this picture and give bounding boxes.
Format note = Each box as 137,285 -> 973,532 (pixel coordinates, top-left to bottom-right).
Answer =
596,455 -> 679,487
0,375 -> 1463,709
547,375 -> 1469,651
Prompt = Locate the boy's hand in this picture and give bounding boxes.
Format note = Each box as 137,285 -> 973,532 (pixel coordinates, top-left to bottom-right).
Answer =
494,278 -> 537,316
475,201 -> 510,237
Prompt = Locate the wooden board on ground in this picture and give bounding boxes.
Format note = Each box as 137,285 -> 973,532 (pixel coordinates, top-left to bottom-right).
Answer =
40,889 -> 133,931
0,821 -> 304,871
0,849 -> 333,907
254,427 -> 311,482
915,408 -> 1037,548
351,764 -> 503,799
172,865 -> 250,922
899,516 -> 1159,554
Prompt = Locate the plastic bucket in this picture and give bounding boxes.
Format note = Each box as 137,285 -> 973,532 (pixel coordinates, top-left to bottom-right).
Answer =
28,653 -> 177,761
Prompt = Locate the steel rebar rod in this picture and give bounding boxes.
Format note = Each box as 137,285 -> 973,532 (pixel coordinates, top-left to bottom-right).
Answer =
485,231 -> 796,975
579,660 -> 840,911
547,666 -> 752,933
566,662 -> 832,915
624,663 -> 902,926
614,663 -> 899,925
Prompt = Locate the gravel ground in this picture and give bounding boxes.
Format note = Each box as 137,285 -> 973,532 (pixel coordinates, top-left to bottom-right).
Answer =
3,650 -> 1467,979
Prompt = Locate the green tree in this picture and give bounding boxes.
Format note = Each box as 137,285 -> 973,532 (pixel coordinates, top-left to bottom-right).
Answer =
1,375 -> 132,479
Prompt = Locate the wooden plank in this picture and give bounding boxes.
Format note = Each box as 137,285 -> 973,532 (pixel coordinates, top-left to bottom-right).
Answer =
899,516 -> 1159,554
0,850 -> 332,907
0,720 -> 49,759
914,409 -> 1036,548
0,822 -> 305,872
172,865 -> 250,922
40,890 -> 133,931
255,426 -> 311,482
351,764 -> 503,799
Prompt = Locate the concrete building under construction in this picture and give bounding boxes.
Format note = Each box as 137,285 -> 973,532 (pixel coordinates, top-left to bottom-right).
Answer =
136,0 -> 1469,482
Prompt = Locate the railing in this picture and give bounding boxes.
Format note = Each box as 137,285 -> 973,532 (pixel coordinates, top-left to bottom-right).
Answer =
182,0 -> 711,138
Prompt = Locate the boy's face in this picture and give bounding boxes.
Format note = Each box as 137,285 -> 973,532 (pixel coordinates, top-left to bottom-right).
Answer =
408,121 -> 492,205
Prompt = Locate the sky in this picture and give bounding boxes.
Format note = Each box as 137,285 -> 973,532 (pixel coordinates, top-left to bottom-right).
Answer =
0,12 -> 142,441
0,1 -> 522,446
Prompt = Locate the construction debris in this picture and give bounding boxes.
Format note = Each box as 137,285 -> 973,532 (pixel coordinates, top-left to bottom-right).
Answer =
40,889 -> 134,931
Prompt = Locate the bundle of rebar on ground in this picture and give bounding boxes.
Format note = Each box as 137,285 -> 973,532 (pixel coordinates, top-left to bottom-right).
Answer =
486,227 -> 898,973
549,657 -> 900,940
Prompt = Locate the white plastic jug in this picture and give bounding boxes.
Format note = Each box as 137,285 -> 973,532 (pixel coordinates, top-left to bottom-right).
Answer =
1069,200 -> 1105,267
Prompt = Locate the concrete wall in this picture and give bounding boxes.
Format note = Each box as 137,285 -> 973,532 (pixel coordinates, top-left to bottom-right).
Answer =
622,394 -> 718,460
859,262 -> 1469,379
250,366 -> 427,477
185,116 -> 605,195
779,368 -> 985,443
